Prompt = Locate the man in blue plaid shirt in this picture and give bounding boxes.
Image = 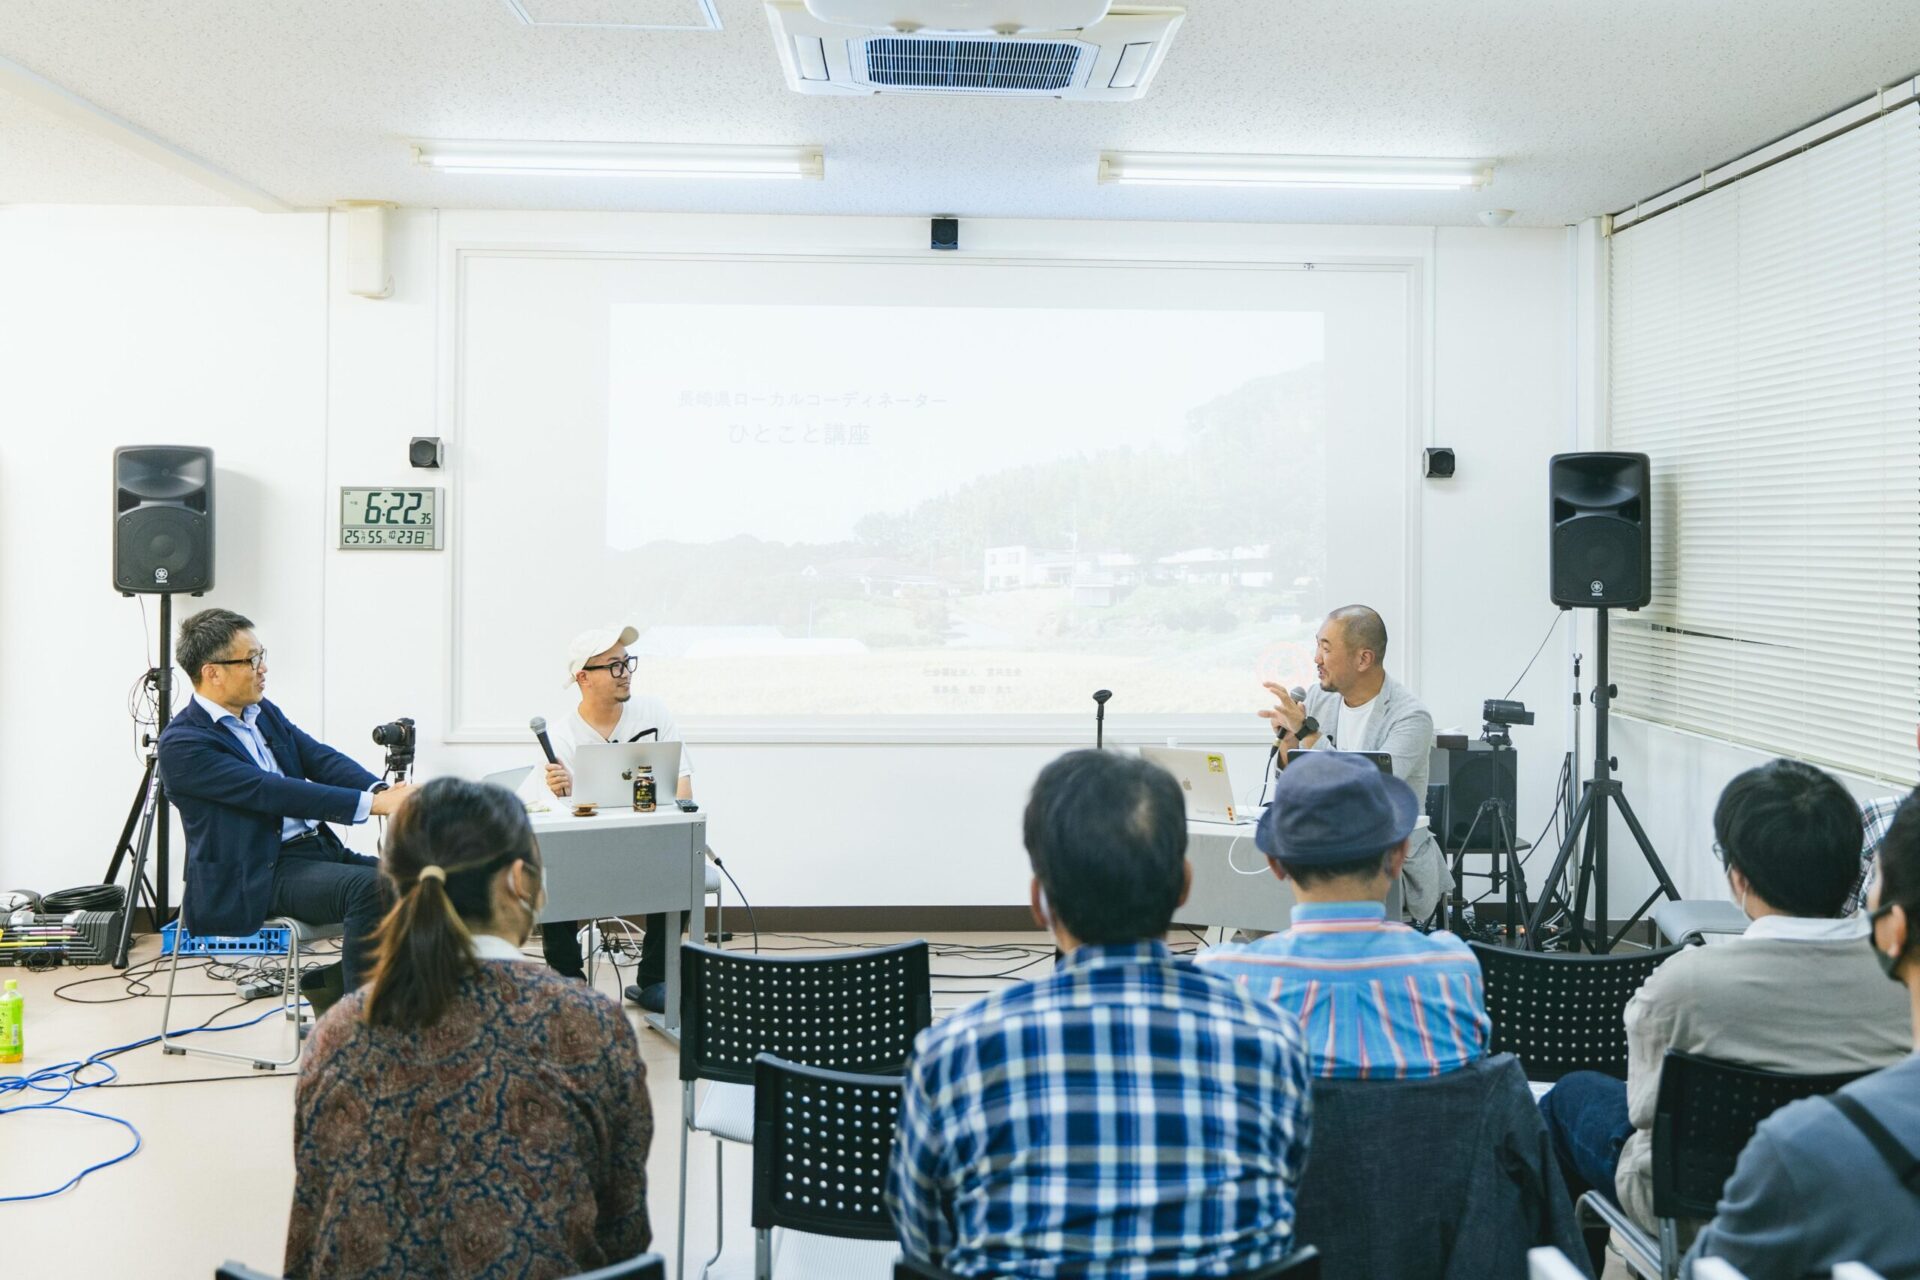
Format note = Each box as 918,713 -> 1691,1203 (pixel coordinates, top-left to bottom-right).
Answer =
886,750 -> 1313,1278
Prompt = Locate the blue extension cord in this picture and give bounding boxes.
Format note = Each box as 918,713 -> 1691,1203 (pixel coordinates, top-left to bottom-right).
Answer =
0,999 -> 304,1202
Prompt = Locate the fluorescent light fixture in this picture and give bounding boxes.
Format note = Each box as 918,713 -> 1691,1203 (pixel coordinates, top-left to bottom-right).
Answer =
410,139 -> 825,180
1097,151 -> 1494,190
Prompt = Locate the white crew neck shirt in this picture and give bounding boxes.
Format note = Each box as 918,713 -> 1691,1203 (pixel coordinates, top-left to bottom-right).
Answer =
1332,693 -> 1378,752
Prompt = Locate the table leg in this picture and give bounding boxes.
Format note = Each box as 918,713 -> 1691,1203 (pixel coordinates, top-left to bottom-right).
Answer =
642,824 -> 703,1045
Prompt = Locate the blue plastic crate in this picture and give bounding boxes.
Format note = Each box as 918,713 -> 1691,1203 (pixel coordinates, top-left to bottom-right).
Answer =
160,922 -> 291,956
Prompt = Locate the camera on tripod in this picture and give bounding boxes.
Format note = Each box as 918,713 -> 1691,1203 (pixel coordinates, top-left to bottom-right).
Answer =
371,716 -> 416,777
1480,698 -> 1534,748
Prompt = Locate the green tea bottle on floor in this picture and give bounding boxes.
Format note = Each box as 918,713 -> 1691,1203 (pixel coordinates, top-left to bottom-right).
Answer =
0,979 -> 21,1064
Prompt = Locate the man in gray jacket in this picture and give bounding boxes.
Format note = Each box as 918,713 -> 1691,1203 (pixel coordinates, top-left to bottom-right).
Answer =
1261,604 -> 1450,921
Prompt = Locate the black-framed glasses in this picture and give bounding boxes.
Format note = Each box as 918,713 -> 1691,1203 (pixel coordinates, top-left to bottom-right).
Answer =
208,650 -> 266,673
583,655 -> 639,677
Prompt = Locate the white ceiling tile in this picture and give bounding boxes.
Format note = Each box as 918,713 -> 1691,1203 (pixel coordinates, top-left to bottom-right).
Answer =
0,0 -> 1916,224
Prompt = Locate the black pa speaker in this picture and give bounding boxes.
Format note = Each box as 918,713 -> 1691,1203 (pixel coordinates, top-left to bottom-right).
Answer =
114,445 -> 214,595
1549,451 -> 1649,609
1426,742 -> 1518,851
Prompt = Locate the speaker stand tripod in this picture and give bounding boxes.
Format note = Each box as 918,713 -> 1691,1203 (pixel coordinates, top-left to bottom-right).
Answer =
1523,608 -> 1679,953
102,592 -> 179,966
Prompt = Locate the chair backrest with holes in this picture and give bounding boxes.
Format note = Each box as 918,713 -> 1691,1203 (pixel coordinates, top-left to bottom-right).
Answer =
889,1245 -> 1323,1278
679,940 -> 933,1086
1651,1049 -> 1869,1221
751,1053 -> 905,1241
1470,941 -> 1684,1081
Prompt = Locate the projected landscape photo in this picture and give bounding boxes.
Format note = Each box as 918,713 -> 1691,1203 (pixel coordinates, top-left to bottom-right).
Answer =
605,302 -> 1331,715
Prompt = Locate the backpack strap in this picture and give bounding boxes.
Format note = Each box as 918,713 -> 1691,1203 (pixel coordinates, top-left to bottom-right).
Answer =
1831,1092 -> 1920,1196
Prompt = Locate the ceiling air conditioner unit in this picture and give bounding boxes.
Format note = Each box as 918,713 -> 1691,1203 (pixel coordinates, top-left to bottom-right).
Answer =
766,0 -> 1184,100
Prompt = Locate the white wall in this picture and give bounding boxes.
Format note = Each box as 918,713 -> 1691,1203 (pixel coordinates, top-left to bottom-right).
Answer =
0,206 -> 328,911
0,207 -> 1573,913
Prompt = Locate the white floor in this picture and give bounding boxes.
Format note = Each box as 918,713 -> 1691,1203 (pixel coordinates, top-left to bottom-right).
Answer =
2,927 -> 1629,1280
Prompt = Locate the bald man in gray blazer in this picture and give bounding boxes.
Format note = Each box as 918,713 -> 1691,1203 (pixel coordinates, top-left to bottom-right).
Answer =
1262,605 -> 1451,921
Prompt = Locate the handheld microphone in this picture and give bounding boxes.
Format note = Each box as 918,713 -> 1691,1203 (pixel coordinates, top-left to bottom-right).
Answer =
1093,689 -> 1112,749
530,716 -> 559,766
1266,687 -> 1310,762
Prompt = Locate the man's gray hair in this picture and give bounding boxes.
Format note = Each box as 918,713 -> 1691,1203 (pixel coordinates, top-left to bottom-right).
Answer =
177,608 -> 255,686
1327,604 -> 1388,661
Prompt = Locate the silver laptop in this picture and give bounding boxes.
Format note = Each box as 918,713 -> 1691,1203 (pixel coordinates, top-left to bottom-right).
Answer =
1140,746 -> 1250,824
573,741 -> 683,809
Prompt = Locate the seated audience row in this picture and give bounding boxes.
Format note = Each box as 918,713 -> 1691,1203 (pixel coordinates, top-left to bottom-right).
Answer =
283,750 -> 1914,1280
886,749 -> 1571,1279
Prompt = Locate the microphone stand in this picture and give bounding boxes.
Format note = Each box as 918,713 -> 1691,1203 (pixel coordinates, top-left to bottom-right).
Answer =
1093,689 -> 1112,748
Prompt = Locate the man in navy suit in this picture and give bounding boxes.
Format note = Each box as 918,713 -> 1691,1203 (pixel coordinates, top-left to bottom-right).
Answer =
157,608 -> 413,1010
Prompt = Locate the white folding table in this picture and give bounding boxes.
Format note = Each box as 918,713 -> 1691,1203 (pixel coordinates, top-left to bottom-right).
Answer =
527,804 -> 707,1040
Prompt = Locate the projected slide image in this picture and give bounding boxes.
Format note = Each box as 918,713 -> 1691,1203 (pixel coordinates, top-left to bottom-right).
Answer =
604,303 -> 1331,716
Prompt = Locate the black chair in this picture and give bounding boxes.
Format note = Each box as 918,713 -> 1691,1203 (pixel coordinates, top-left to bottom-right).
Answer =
752,1053 -> 906,1280
1579,1050 -> 1870,1280
891,1245 -> 1322,1278
218,1254 -> 666,1279
1470,941 -> 1685,1081
678,940 -> 933,1280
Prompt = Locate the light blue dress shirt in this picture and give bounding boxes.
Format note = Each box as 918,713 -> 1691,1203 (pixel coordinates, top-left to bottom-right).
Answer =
191,693 -> 373,842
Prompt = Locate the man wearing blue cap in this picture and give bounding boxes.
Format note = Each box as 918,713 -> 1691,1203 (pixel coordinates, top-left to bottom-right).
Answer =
1199,750 -> 1490,1079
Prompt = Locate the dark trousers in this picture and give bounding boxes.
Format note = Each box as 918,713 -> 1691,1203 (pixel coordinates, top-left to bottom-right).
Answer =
541,912 -> 669,986
268,827 -> 390,989
1539,1069 -> 1635,1271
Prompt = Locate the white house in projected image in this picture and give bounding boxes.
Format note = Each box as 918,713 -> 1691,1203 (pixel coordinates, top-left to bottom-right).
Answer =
983,544 -> 1280,599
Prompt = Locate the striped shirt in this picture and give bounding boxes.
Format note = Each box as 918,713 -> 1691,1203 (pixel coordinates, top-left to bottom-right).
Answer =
886,941 -> 1312,1279
1196,902 -> 1489,1080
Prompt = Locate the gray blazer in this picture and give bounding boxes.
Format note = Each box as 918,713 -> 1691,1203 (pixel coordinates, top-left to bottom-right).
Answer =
1301,674 -> 1451,920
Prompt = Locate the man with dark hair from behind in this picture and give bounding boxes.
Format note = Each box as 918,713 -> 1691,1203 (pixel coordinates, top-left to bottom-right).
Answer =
1684,789 -> 1920,1279
1199,749 -> 1490,1078
887,750 -> 1313,1279
1538,758 -> 1911,1259
159,608 -> 412,1014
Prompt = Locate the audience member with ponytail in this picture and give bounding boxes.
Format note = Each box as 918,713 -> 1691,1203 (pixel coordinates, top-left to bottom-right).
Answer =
1685,789 -> 1920,1279
284,777 -> 652,1280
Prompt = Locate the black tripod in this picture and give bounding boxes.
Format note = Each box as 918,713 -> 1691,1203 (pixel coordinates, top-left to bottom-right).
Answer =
102,593 -> 179,967
1523,609 -> 1679,953
1447,735 -> 1533,945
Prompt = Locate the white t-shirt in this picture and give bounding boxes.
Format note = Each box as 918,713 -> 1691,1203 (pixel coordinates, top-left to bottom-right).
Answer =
1330,694 -> 1377,753
535,694 -> 694,794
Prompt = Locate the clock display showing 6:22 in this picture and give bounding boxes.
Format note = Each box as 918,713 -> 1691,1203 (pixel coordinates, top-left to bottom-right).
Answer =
339,487 -> 443,550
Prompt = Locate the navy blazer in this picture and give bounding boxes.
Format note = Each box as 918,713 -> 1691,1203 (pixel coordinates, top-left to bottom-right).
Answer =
157,697 -> 379,938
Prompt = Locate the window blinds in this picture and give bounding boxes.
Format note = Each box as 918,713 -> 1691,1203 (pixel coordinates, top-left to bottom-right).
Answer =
1609,103 -> 1920,784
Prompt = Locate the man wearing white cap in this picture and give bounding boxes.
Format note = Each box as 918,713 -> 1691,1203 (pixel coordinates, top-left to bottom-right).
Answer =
535,625 -> 695,1012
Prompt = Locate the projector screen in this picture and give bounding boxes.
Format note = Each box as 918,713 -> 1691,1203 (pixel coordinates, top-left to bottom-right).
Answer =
452,252 -> 1411,737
